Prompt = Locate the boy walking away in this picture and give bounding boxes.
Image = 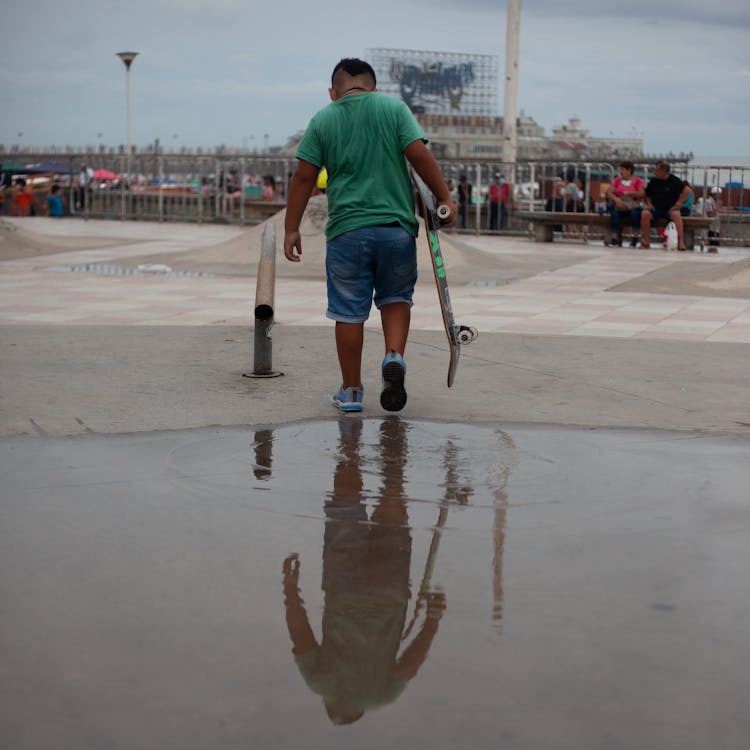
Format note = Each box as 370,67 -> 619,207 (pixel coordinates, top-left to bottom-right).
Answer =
284,58 -> 455,413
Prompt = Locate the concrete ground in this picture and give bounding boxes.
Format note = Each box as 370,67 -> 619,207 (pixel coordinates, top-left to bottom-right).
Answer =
1,215 -> 749,749
1,213 -> 749,437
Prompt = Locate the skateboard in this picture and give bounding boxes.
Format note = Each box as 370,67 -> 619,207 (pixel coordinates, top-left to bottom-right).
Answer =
411,171 -> 478,387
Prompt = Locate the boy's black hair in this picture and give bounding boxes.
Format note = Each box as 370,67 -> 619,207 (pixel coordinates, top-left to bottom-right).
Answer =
331,58 -> 376,88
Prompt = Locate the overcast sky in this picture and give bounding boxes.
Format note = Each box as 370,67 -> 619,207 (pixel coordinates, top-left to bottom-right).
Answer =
2,0 -> 748,158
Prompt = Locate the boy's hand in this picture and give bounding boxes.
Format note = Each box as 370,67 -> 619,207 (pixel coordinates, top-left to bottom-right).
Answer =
284,230 -> 303,262
437,200 -> 456,226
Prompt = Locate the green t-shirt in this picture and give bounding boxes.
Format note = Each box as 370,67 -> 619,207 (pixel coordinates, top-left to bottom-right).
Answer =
294,594 -> 409,714
296,93 -> 426,240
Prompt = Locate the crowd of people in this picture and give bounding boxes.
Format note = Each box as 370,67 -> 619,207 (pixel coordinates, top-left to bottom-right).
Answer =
0,162 -> 289,220
0,177 -> 67,218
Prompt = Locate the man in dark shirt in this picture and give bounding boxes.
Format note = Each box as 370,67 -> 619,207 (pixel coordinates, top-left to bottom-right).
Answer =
640,160 -> 692,250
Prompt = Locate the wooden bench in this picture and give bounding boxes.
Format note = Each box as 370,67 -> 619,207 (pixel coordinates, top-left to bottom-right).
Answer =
515,211 -> 712,249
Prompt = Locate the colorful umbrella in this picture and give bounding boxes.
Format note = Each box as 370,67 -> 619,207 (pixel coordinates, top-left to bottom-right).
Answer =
93,169 -> 120,180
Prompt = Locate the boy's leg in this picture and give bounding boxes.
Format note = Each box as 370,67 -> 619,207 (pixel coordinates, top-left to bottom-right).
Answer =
379,305 -> 409,412
380,302 -> 410,356
335,322 -> 364,389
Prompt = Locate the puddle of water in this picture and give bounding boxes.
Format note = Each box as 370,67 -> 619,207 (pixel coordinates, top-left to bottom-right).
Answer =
44,263 -> 214,278
1,420 -> 749,748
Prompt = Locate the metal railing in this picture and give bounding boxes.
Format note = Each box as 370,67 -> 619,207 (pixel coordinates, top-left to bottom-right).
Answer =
76,155 -> 293,225
19,152 -> 747,245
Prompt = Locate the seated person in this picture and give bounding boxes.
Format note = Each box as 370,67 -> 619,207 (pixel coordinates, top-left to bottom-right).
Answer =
640,160 -> 691,250
606,160 -> 644,247
680,180 -> 694,216
47,184 -> 64,217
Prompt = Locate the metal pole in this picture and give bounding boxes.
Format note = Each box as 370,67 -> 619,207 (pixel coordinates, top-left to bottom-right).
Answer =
215,159 -> 221,219
502,0 -> 521,187
475,162 -> 481,234
158,155 -> 164,221
116,52 -> 139,181
240,157 -> 245,224
245,223 -> 283,378
126,69 -> 132,177
120,154 -> 126,220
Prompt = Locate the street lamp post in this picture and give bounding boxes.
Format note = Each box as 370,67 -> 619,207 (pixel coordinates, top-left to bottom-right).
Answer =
116,51 -> 139,178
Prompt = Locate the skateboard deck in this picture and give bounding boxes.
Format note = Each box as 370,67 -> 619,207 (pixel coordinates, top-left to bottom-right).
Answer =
411,171 -> 478,387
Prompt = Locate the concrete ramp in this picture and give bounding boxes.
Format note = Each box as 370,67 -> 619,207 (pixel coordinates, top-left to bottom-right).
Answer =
0,219 -> 130,261
139,194 -> 495,281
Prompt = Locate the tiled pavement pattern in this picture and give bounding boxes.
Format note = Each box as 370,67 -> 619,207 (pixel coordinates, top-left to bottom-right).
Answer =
1,223 -> 749,343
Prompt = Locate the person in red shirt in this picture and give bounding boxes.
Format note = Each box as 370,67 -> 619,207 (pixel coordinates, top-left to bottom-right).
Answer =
605,160 -> 645,247
488,172 -> 511,230
13,179 -> 35,217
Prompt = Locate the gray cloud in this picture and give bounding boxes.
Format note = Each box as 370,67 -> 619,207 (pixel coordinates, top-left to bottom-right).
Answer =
1,0 -> 748,157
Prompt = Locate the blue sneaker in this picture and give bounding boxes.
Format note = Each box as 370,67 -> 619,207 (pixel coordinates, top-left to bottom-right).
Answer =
332,386 -> 364,412
380,350 -> 407,412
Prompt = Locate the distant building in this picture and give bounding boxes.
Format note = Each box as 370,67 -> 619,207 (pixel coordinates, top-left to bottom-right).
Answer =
281,44 -> 648,163
414,113 -> 644,162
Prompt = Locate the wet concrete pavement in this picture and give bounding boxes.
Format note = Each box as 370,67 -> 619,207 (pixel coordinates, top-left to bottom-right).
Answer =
2,418 -> 749,748
2,217 -> 750,748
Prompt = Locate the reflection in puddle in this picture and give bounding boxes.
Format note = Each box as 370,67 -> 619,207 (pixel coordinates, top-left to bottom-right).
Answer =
3,424 -> 749,746
252,428 -> 273,480
272,417 -> 515,722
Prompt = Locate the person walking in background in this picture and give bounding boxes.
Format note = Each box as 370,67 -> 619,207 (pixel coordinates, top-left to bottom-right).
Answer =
488,172 -> 510,230
488,173 -> 501,230
76,163 -> 92,212
283,57 -> 454,413
457,174 -> 471,229
640,160 -> 691,250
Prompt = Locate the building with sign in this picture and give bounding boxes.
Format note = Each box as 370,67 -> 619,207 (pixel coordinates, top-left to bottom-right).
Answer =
368,48 -> 499,117
365,48 -> 643,162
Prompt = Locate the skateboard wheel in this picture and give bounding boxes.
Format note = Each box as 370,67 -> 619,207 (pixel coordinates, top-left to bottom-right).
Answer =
436,204 -> 451,220
457,327 -> 478,344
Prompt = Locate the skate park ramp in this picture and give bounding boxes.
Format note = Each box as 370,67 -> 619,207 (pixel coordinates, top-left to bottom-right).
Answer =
1,417 -> 749,749
105,194 -> 586,285
0,218 -> 134,260
611,255 -> 750,299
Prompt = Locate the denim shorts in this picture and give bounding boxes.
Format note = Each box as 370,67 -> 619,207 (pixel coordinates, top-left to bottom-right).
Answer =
643,208 -> 675,222
325,225 -> 417,323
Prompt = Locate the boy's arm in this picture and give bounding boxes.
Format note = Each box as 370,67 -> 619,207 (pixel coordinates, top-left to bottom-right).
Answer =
393,592 -> 445,681
283,159 -> 320,262
282,554 -> 318,655
403,140 -> 455,225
